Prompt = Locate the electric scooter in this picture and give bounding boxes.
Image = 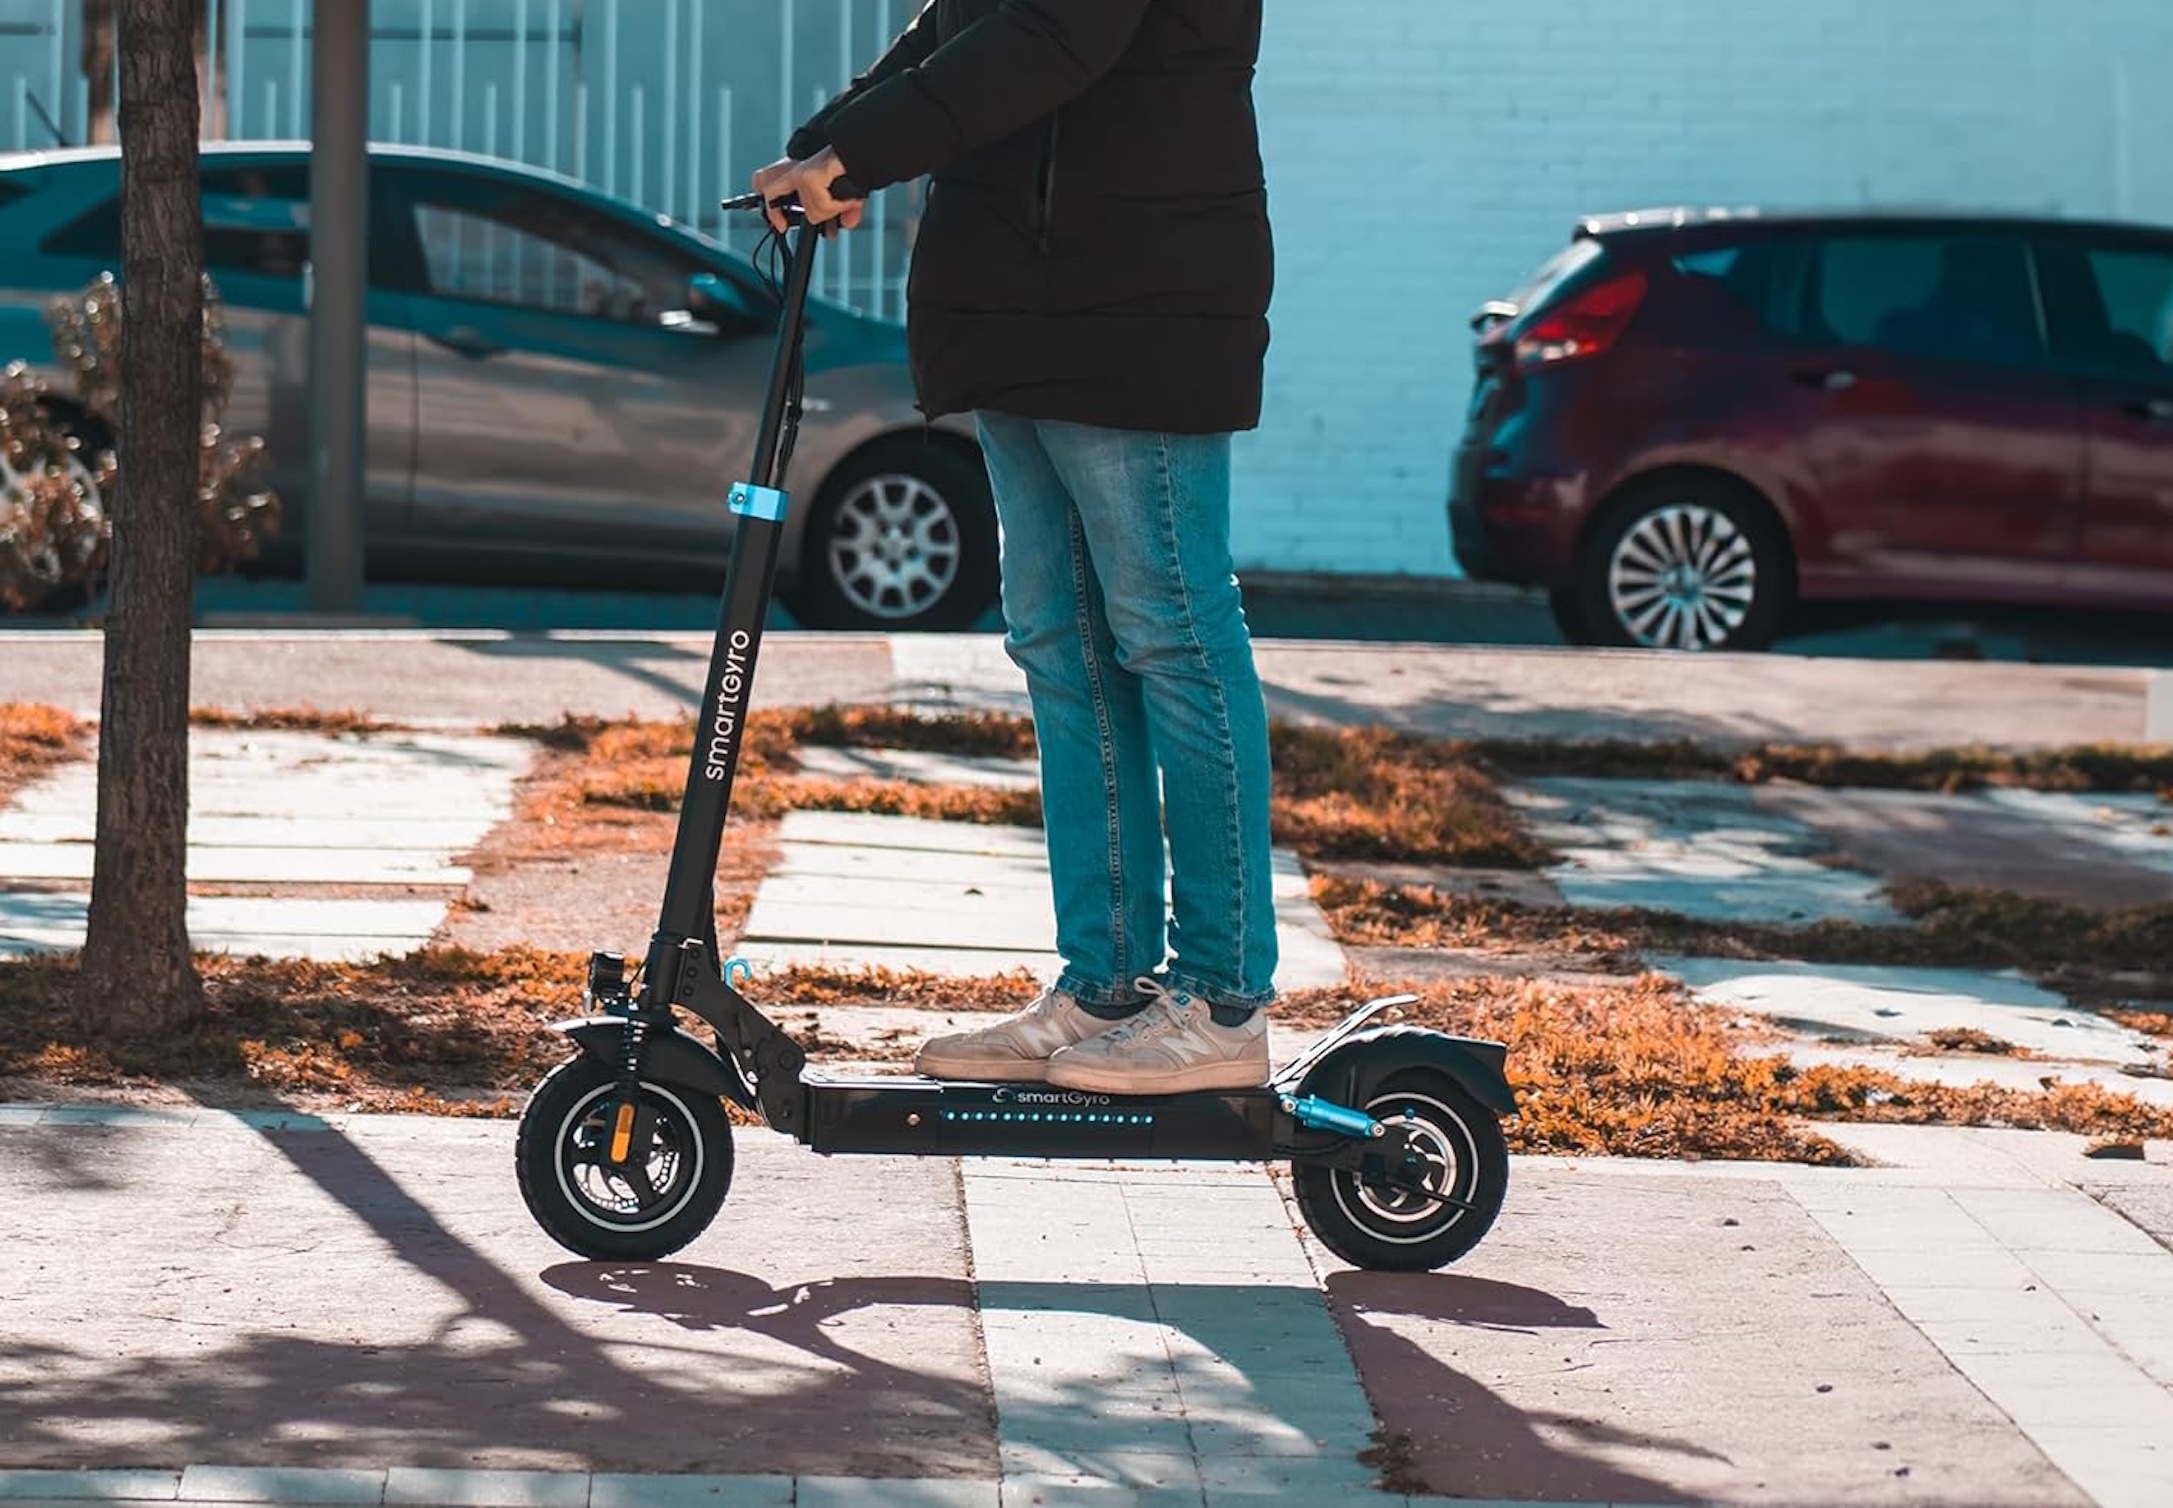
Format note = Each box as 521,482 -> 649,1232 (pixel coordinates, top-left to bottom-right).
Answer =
512,188 -> 1517,1273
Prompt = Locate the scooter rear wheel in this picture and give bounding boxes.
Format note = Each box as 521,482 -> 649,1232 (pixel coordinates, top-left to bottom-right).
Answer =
515,1055 -> 734,1261
1293,1070 -> 1508,1272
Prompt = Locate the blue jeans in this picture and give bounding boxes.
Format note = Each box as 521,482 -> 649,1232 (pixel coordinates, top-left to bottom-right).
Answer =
975,412 -> 1277,1013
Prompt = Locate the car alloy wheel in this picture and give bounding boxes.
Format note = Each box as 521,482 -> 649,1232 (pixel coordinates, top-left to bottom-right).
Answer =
1605,502 -> 1758,651
824,472 -> 964,623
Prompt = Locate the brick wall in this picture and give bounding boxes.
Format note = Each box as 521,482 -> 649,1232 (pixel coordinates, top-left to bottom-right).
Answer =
1237,0 -> 2173,576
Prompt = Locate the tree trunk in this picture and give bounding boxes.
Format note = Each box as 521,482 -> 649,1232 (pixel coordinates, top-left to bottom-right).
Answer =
78,0 -> 206,1033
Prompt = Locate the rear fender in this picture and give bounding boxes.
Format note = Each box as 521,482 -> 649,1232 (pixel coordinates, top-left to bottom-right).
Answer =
1298,1025 -> 1517,1120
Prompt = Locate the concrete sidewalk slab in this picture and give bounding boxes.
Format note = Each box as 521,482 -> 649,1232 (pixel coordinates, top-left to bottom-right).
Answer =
0,1117 -> 990,1480
3,631 -> 2155,750
0,730 -> 530,961
1666,957 -> 2155,1061
0,893 -> 454,963
1319,1166 -> 2090,1506
1505,778 -> 1900,924
1758,784 -> 2173,910
738,813 -> 1348,991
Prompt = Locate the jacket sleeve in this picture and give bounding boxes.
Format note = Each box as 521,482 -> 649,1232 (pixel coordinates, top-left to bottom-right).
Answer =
820,0 -> 1153,193
785,2 -> 942,161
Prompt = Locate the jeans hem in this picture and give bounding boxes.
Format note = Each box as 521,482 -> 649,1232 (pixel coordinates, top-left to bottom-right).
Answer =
1167,971 -> 1277,1013
1056,970 -> 1146,1010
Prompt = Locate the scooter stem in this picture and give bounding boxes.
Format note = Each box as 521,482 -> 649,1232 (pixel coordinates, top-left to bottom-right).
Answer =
646,216 -> 825,991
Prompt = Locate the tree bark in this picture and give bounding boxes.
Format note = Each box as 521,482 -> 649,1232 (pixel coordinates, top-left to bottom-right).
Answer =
83,2 -> 218,145
77,0 -> 206,1033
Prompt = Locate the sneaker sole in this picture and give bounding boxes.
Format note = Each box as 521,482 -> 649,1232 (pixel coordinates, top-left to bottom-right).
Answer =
1042,1058 -> 1270,1095
914,1052 -> 1055,1083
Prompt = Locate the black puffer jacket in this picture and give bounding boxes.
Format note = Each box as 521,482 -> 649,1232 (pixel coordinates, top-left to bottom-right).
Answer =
788,0 -> 1273,435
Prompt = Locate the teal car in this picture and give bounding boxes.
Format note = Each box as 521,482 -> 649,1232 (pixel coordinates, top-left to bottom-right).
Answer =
0,142 -> 995,629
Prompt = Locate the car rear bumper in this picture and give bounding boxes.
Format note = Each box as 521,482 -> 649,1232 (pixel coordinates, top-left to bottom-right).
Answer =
1448,442 -> 1580,589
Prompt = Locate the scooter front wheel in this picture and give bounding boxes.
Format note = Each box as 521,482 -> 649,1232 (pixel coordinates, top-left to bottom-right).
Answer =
1293,1070 -> 1508,1272
515,1055 -> 735,1261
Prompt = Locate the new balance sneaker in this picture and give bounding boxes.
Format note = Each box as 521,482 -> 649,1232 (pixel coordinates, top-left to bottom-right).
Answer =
1043,982 -> 1269,1095
914,986 -> 1135,1083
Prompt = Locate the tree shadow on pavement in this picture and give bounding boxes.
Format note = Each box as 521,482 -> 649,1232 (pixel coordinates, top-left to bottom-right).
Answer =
1324,1270 -> 1718,1504
1,1114 -> 992,1479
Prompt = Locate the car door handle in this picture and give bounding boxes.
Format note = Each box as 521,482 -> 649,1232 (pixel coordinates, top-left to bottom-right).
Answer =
2121,396 -> 2173,424
1792,368 -> 1858,392
429,325 -> 504,359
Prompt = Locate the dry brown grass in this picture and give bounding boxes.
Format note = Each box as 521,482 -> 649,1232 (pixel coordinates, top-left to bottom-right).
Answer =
1312,874 -> 2173,978
2106,1008 -> 2173,1041
0,947 -> 584,1117
0,703 -> 88,802
13,951 -> 2170,1158
1473,737 -> 2173,796
189,706 -> 405,735
1277,974 -> 2173,1160
521,711 -> 1545,868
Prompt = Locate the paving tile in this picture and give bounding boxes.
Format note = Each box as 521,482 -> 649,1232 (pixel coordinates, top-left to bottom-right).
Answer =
1665,958 -> 2143,1061
999,1478 -> 1206,1507
588,1474 -> 795,1508
1946,1347 -> 2173,1430
0,841 -> 468,886
2019,1248 -> 2173,1298
1953,1187 -> 2171,1255
794,745 -> 1041,790
995,1448 -> 1201,1488
0,1470 -> 182,1501
382,1468 -> 587,1507
1194,1453 -> 1379,1493
2022,1427 -> 2173,1508
1504,777 -> 1898,924
795,1476 -> 1002,1507
176,1467 -> 385,1504
999,1481 -> 1205,1507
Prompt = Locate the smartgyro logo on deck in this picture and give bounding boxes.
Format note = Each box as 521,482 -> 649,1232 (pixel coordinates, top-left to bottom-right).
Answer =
702,630 -> 754,781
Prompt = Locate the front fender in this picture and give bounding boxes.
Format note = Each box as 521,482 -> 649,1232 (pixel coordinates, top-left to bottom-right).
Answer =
549,1017 -> 752,1107
1298,1025 -> 1517,1120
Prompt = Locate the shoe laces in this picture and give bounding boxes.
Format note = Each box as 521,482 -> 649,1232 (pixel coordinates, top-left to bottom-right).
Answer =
1099,976 -> 1188,1046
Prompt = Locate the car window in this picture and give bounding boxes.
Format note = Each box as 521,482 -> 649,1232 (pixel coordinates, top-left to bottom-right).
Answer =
1672,236 -> 1810,338
411,188 -> 702,326
1808,234 -> 2044,368
38,165 -> 311,280
2044,244 -> 2173,380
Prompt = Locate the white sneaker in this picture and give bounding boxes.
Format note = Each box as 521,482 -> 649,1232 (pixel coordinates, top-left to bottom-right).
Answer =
1044,980 -> 1269,1095
914,987 -> 1134,1083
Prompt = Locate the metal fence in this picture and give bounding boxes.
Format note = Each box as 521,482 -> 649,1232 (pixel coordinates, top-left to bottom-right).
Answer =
0,0 -> 918,319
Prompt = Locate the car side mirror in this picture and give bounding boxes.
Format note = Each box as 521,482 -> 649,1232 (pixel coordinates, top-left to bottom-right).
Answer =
677,271 -> 760,332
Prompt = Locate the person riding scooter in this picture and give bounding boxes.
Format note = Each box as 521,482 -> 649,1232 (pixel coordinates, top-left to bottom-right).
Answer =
753,0 -> 1280,1098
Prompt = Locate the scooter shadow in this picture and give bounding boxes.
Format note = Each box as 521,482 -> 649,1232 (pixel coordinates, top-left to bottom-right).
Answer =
541,1260 -> 975,1339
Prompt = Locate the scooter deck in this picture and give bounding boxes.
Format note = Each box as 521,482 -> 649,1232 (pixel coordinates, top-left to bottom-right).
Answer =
800,1068 -> 1280,1160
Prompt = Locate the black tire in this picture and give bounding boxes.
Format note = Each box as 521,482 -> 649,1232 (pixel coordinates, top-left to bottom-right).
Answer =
1574,476 -> 1791,652
788,438 -> 998,631
514,1054 -> 734,1261
1293,1070 -> 1509,1272
1546,588 -> 1594,646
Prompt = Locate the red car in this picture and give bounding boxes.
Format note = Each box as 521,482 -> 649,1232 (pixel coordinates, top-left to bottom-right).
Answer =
1450,209 -> 2173,651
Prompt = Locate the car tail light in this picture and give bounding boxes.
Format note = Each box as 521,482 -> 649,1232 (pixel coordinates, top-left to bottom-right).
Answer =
1508,270 -> 1648,372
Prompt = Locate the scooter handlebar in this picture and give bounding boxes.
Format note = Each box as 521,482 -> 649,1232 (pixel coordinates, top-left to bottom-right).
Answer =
720,175 -> 867,216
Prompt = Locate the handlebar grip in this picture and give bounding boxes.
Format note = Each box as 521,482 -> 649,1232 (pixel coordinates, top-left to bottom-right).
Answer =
719,174 -> 867,216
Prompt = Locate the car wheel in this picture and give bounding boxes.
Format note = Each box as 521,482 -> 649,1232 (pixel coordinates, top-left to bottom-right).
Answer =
788,439 -> 998,632
1546,588 -> 1594,645
2,409 -> 111,615
1575,478 -> 1790,652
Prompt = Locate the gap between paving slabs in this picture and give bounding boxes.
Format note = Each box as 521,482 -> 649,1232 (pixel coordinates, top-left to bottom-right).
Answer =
4,702 -> 2172,1164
